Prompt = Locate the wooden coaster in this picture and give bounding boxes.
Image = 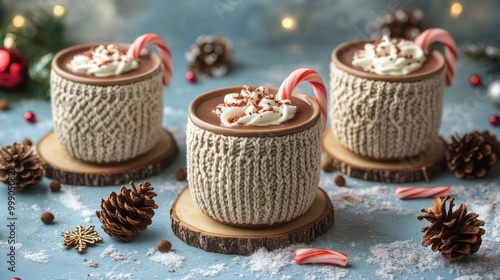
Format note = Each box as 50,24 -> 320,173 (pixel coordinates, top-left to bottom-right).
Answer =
170,186 -> 334,255
37,128 -> 178,186
322,129 -> 447,183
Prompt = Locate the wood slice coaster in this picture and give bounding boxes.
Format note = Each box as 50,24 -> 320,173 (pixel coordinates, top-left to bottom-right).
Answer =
37,128 -> 178,186
322,129 -> 447,183
171,186 -> 334,255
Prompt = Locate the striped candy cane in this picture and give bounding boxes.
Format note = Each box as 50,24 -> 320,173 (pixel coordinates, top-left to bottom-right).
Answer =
277,68 -> 328,132
414,28 -> 457,86
295,248 -> 348,267
127,33 -> 172,86
395,186 -> 450,200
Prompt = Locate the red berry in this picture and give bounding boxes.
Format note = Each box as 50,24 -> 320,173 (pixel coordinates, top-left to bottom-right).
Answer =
185,71 -> 197,83
470,75 -> 482,87
24,111 -> 36,123
490,115 -> 500,126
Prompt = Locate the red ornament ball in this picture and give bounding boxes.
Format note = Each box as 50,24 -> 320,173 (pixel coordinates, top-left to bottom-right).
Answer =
469,75 -> 482,87
10,278 -> 21,280
490,115 -> 500,126
24,111 -> 36,123
185,71 -> 197,83
0,48 -> 28,90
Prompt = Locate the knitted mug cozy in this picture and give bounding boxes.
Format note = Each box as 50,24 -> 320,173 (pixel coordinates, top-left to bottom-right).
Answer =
50,67 -> 163,163
329,61 -> 445,160
187,119 -> 321,226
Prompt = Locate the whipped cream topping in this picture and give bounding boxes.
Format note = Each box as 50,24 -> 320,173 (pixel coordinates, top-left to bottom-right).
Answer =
214,85 -> 297,127
67,44 -> 138,77
352,35 -> 426,76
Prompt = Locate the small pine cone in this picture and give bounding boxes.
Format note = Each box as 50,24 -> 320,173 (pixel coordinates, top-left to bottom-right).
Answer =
378,8 -> 426,40
96,181 -> 158,242
446,131 -> 500,179
0,143 -> 43,190
417,196 -> 485,261
185,35 -> 233,77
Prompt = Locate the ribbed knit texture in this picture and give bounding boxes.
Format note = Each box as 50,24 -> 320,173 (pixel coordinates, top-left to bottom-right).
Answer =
329,62 -> 445,159
50,69 -> 163,163
186,119 -> 322,226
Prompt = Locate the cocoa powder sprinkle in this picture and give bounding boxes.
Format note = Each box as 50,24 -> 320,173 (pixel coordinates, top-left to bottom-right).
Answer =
215,85 -> 296,126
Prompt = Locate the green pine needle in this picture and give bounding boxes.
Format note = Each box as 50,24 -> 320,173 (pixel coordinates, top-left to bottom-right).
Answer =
0,1 -> 68,100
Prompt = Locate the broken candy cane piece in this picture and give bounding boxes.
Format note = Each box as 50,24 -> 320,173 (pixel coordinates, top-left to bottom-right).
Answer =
395,186 -> 450,199
294,248 -> 348,267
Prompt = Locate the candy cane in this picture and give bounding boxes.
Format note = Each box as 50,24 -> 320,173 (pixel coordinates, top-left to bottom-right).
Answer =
295,248 -> 348,267
277,68 -> 328,132
414,28 -> 457,86
127,33 -> 172,86
395,186 -> 450,200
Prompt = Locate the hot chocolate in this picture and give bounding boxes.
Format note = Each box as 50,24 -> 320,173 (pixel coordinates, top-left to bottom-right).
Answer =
187,85 -> 323,226
67,44 -> 138,77
329,36 -> 447,160
50,35 -> 170,163
189,86 -> 320,137
333,39 -> 444,82
214,86 -> 298,127
52,43 -> 160,86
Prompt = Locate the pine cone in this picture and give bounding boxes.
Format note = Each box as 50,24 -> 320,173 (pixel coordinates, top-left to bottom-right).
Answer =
379,8 -> 426,40
417,196 -> 485,261
185,35 -> 233,77
0,143 -> 43,190
446,131 -> 500,179
96,181 -> 158,242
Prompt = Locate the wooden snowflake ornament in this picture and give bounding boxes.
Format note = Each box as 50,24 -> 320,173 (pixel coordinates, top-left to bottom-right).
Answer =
61,225 -> 103,253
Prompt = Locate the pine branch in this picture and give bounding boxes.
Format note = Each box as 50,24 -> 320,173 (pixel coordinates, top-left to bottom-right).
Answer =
465,43 -> 500,73
0,1 -> 68,100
